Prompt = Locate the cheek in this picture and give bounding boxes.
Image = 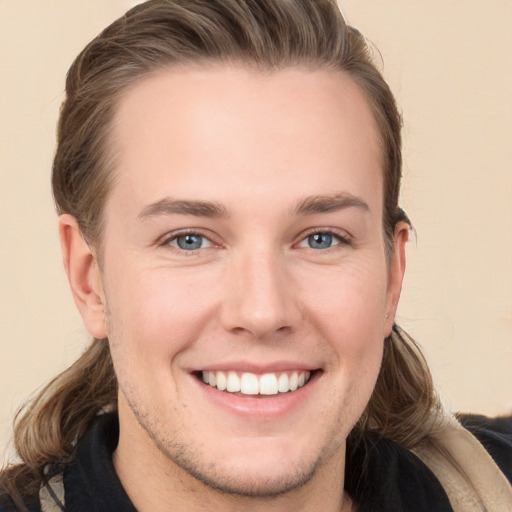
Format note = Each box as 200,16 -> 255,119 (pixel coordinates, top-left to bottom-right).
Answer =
104,265 -> 219,368
300,258 -> 389,344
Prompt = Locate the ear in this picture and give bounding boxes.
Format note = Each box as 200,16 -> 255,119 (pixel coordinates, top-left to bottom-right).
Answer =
58,214 -> 108,339
384,221 -> 409,336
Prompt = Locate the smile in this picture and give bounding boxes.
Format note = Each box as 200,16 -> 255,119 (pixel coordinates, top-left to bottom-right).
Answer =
201,370 -> 311,395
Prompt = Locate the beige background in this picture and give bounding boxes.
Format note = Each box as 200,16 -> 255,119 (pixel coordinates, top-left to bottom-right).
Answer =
1,1 -> 511,460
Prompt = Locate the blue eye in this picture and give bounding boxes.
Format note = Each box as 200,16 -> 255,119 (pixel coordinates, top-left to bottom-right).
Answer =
175,234 -> 205,250
307,232 -> 334,249
161,231 -> 215,253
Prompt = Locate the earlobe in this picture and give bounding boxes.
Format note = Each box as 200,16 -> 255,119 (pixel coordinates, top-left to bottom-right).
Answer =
58,214 -> 108,339
384,221 -> 409,335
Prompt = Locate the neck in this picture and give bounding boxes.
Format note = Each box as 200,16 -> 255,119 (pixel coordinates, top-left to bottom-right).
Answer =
113,405 -> 352,512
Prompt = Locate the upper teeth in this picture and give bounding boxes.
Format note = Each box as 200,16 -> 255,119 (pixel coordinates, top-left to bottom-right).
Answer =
201,370 -> 311,395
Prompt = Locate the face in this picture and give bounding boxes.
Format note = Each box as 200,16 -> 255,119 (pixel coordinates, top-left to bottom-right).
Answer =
72,66 -> 406,496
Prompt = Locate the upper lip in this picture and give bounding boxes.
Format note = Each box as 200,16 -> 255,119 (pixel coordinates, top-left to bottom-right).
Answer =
192,361 -> 320,374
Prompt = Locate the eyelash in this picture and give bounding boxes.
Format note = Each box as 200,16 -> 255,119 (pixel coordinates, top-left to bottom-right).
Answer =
158,228 -> 352,253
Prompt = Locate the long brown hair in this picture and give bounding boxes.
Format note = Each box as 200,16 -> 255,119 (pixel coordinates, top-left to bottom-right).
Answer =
1,0 -> 442,503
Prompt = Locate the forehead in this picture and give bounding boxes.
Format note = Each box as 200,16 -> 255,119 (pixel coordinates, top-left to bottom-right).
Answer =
108,66 -> 383,216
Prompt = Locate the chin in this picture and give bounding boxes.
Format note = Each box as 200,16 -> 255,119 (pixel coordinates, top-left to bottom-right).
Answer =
171,453 -> 320,498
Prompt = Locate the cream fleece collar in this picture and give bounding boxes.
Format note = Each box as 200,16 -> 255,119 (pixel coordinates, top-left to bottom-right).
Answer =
414,415 -> 512,512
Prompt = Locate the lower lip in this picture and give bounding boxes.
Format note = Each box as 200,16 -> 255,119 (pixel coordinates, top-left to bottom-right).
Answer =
192,372 -> 320,418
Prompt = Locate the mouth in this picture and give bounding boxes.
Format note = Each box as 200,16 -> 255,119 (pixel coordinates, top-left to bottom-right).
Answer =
194,369 -> 315,397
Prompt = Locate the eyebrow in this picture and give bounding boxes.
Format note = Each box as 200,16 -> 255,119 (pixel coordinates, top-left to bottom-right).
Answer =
293,192 -> 370,216
138,198 -> 230,220
138,192 -> 369,220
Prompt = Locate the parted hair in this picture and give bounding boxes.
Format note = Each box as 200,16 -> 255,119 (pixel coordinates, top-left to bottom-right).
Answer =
1,0 -> 443,505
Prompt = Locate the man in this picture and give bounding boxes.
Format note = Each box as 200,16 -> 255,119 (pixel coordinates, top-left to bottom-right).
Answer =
1,1 -> 511,510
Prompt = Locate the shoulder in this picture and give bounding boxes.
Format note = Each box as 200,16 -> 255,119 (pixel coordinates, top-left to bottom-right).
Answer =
458,413 -> 512,484
0,494 -> 41,512
0,474 -> 42,512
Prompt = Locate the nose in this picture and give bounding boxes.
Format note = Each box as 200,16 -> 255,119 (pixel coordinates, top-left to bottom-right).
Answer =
220,248 -> 301,339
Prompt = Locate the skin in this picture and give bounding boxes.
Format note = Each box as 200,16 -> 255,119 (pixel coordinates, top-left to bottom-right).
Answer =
60,66 -> 408,512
